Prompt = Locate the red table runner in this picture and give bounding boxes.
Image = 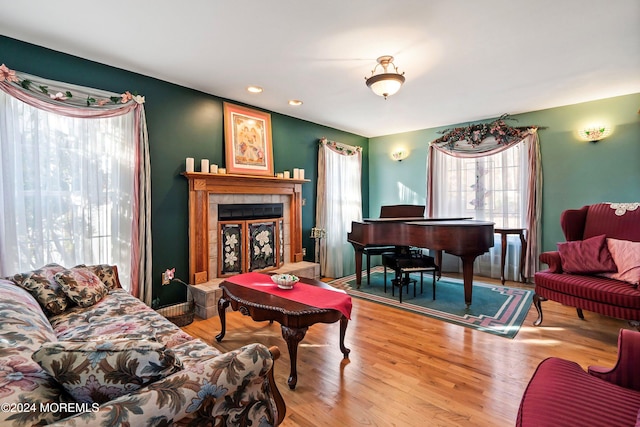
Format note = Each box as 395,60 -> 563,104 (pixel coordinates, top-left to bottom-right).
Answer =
224,272 -> 352,319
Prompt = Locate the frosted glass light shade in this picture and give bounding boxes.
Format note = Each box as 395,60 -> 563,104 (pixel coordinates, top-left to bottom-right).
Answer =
367,74 -> 405,98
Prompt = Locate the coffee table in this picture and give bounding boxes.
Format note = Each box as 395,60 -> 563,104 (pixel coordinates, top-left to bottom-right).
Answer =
215,275 -> 351,389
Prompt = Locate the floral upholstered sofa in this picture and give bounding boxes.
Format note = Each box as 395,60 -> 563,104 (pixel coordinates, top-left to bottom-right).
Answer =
0,264 -> 285,426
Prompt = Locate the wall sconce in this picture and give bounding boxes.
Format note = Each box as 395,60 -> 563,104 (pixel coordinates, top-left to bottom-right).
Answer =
578,126 -> 611,143
392,150 -> 408,161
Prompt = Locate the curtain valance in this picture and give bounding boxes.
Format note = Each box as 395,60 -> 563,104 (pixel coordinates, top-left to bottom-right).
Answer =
430,115 -> 537,158
0,64 -> 144,118
319,137 -> 362,156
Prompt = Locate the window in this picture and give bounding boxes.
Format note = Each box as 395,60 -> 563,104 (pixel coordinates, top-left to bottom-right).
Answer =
0,92 -> 136,290
316,139 -> 363,278
431,143 -> 530,280
438,146 -> 527,228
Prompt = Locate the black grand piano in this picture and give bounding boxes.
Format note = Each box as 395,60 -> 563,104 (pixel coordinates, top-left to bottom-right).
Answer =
347,205 -> 494,307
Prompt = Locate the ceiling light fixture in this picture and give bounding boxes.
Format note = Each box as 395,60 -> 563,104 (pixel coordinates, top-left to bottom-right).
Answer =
288,99 -> 303,106
247,86 -> 263,93
365,55 -> 405,99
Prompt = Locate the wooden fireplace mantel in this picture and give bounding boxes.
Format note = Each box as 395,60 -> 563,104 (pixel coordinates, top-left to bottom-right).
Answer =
183,172 -> 309,284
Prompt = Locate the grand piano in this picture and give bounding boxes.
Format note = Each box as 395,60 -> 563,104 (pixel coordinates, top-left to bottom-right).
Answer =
347,207 -> 494,307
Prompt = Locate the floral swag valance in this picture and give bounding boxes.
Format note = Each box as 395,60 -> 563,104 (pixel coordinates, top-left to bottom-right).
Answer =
319,137 -> 362,156
431,114 -> 538,157
0,63 -> 144,114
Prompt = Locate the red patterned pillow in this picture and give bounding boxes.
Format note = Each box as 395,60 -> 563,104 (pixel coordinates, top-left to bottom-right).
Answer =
600,238 -> 640,286
557,234 -> 617,275
54,267 -> 108,308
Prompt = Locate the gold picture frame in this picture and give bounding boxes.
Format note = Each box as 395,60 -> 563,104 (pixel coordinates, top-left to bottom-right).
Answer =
223,102 -> 274,176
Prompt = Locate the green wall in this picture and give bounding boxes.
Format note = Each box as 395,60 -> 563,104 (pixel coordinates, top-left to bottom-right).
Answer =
0,35 -> 369,304
369,93 -> 640,252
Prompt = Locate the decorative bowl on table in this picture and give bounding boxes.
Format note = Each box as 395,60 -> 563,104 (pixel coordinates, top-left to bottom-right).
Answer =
271,274 -> 300,290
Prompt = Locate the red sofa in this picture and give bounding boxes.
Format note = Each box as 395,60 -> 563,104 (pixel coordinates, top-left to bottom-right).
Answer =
517,329 -> 640,427
533,202 -> 640,326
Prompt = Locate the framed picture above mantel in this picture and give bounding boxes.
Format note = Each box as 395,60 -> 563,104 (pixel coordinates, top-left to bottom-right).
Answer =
223,102 -> 274,176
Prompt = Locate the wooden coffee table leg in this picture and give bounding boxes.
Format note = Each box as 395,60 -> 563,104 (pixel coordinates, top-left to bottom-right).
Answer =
215,297 -> 230,342
339,316 -> 351,358
281,325 -> 308,389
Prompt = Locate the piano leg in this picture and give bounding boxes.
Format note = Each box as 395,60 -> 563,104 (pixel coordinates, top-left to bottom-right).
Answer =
354,246 -> 364,288
460,255 -> 478,308
435,250 -> 443,280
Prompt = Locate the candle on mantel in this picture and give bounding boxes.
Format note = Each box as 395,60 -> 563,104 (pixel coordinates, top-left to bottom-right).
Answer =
284,170 -> 290,179
200,159 -> 209,173
293,168 -> 300,179
218,168 -> 226,174
210,164 -> 218,174
299,169 -> 305,180
186,157 -> 195,173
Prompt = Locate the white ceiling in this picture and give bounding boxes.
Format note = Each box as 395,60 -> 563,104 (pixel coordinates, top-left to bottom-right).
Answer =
1,0 -> 639,137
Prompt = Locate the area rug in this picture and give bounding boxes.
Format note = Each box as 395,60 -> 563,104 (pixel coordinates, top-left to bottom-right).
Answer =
329,266 -> 533,338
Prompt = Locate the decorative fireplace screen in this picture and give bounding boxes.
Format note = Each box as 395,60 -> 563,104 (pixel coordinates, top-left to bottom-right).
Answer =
218,203 -> 284,276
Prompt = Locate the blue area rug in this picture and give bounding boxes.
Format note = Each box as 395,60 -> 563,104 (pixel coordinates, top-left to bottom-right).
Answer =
329,266 -> 533,339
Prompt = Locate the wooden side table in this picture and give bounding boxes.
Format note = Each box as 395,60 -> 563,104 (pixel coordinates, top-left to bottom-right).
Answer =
495,228 -> 527,284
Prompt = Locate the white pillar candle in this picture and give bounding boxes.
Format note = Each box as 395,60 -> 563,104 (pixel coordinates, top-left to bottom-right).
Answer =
186,157 -> 195,173
210,164 -> 218,174
200,159 -> 209,173
284,170 -> 291,179
299,169 -> 305,180
218,168 -> 226,174
293,168 -> 300,179
277,172 -> 284,178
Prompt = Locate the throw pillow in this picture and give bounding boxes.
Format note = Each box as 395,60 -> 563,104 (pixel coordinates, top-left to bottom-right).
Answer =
54,267 -> 109,308
75,264 -> 120,290
557,234 -> 617,275
600,239 -> 640,286
10,263 -> 70,315
32,339 -> 183,404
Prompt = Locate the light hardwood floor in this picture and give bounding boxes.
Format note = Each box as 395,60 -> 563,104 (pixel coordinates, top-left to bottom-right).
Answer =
182,274 -> 629,427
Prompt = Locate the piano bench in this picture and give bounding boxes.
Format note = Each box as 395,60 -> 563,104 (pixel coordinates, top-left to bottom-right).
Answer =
382,254 -> 439,303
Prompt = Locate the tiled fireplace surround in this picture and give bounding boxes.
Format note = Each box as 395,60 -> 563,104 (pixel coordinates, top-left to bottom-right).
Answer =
184,173 -> 319,318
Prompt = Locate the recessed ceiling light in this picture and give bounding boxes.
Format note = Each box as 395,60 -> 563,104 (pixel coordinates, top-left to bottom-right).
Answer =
247,86 -> 263,93
288,99 -> 303,106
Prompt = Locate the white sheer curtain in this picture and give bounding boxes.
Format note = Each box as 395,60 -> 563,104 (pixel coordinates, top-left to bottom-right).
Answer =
427,127 -> 541,280
430,143 -> 528,278
0,65 -> 152,303
316,138 -> 362,278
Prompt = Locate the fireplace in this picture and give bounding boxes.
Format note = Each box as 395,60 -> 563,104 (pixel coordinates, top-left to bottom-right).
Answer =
184,173 -> 306,284
217,203 -> 284,276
